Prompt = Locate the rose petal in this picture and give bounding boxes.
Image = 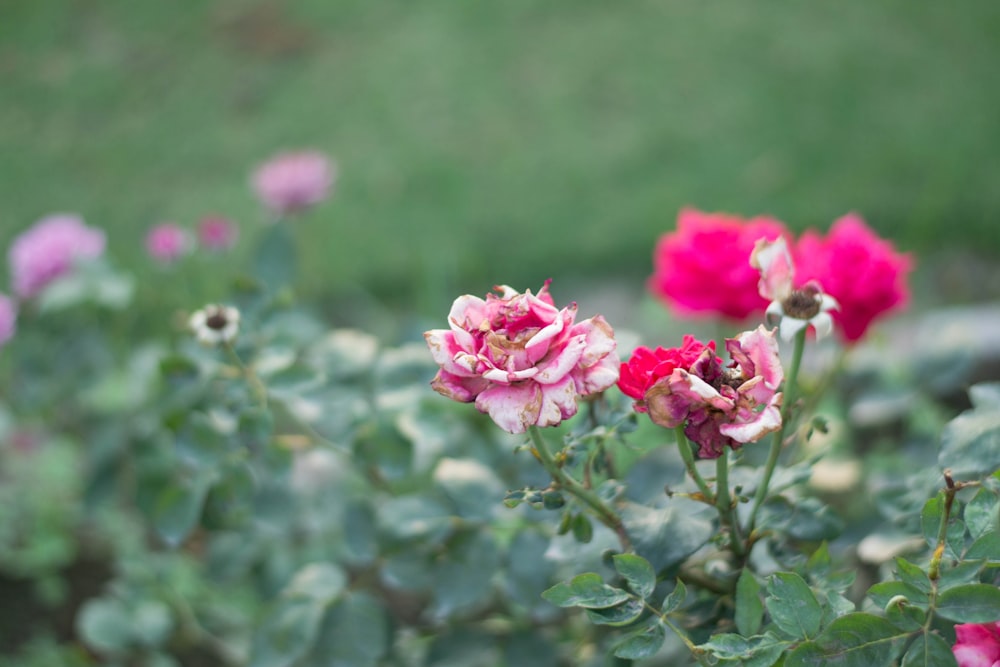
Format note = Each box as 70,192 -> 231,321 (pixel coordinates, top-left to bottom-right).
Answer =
475,382 -> 543,434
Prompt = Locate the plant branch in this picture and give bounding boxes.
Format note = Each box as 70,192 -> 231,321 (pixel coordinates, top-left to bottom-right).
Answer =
674,426 -> 715,505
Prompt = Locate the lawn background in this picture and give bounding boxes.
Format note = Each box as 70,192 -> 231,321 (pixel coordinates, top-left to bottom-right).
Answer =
2,0 -> 999,332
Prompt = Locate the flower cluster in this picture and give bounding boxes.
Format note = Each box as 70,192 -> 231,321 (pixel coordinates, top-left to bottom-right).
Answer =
8,214 -> 106,299
620,326 -> 783,458
424,281 -> 618,434
953,621 -> 1000,667
144,216 -> 238,265
650,208 -> 912,342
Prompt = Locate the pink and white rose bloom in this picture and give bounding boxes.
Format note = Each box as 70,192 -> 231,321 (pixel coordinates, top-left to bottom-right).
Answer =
0,293 -> 16,349
953,621 -> 1000,667
8,214 -> 106,298
642,326 -> 784,458
145,223 -> 192,264
751,236 -> 838,342
251,150 -> 336,216
425,281 -> 619,434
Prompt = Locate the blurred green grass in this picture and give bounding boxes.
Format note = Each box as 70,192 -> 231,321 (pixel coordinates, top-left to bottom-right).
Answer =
2,0 -> 999,318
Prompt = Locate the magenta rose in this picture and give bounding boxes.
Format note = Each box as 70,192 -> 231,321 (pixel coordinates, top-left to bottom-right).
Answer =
8,214 -> 106,298
641,326 -> 784,459
794,213 -> 913,343
425,281 -> 619,434
953,621 -> 1000,667
649,208 -> 790,321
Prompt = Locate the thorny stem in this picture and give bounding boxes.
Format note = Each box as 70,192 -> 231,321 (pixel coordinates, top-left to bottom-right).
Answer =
674,426 -> 715,505
928,470 -> 959,582
528,426 -> 632,552
638,599 -> 712,667
745,327 -> 807,542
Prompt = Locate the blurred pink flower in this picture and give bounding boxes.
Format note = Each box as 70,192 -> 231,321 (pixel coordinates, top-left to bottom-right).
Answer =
649,208 -> 789,321
952,621 -> 1000,667
0,293 -> 16,349
751,236 -> 838,341
9,214 -> 106,298
145,223 -> 192,264
251,150 -> 336,216
197,216 -> 238,251
642,326 -> 783,459
794,213 -> 913,343
425,281 -> 619,434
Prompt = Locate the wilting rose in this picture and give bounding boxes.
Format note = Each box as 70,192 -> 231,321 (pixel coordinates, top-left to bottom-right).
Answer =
751,236 -> 838,341
9,214 -> 105,298
641,326 -> 784,458
649,208 -> 789,321
425,281 -> 618,434
952,621 -> 1000,667
618,335 -> 716,410
794,213 -> 913,343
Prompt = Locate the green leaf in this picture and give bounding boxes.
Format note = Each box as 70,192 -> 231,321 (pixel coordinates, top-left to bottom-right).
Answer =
736,569 -> 764,636
936,584 -> 1000,622
939,559 -> 986,591
429,529 -> 501,620
571,513 -> 593,543
433,457 -> 504,522
785,613 -> 907,667
249,563 -> 346,667
866,581 -> 929,609
964,488 -> 1000,539
661,579 -> 687,614
894,558 -> 932,595
542,573 -> 631,609
965,530 -> 1000,564
921,494 -> 944,546
765,572 -> 823,640
612,618 -> 665,660
132,601 -> 174,648
970,382 -> 1000,410
585,598 -> 645,626
306,592 -> 389,667
621,501 -> 713,572
901,632 -> 958,667
151,468 -> 216,547
938,404 -> 1000,480
613,553 -> 656,599
699,633 -> 789,667
76,598 -> 133,653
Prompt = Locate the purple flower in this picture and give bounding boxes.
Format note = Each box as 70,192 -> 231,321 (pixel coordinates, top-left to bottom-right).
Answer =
0,293 -> 16,349
9,214 -> 105,298
251,150 -> 336,216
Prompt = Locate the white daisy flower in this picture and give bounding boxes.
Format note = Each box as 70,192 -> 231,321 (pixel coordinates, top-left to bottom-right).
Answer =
189,304 -> 240,345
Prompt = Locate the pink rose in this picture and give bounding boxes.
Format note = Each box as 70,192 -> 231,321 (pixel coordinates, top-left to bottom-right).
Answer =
641,326 -> 784,459
197,216 -> 238,251
794,213 -> 913,343
8,214 -> 106,298
145,223 -> 192,264
0,293 -> 16,349
649,208 -> 790,321
953,621 -> 1000,667
425,281 -> 619,434
251,150 -> 336,216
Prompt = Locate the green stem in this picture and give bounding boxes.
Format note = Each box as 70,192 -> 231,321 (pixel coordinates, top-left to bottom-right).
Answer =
674,426 -> 715,505
715,450 -> 745,558
745,327 -> 806,541
528,426 -> 631,551
224,342 -> 268,409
